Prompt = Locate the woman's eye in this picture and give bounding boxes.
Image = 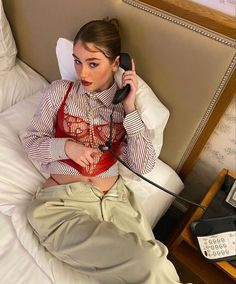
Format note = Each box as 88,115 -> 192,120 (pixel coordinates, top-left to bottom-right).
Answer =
74,59 -> 81,65
89,63 -> 99,68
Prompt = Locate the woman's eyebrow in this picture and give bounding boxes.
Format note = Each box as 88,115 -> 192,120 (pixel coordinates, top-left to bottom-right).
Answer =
72,54 -> 101,61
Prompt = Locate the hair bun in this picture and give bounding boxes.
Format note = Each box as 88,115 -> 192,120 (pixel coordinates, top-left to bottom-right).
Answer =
103,17 -> 120,32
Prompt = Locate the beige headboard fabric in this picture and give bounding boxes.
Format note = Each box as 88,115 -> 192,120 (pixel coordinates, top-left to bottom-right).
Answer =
3,0 -> 236,172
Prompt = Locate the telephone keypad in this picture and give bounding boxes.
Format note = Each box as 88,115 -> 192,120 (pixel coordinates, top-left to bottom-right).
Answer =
197,231 -> 236,260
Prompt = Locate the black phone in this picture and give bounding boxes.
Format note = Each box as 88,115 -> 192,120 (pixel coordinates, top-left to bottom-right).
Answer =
112,53 -> 132,105
191,215 -> 236,262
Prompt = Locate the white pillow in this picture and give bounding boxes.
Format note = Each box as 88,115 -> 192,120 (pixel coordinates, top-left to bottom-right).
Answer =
0,0 -> 17,72
56,37 -> 170,156
0,93 -> 49,216
0,59 -> 48,112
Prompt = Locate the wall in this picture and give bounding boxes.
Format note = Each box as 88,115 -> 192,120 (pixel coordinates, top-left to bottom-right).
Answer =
181,94 -> 235,204
191,0 -> 236,16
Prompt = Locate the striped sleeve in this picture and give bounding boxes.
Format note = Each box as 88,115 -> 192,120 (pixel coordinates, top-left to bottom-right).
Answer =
22,80 -> 71,164
121,110 -> 156,175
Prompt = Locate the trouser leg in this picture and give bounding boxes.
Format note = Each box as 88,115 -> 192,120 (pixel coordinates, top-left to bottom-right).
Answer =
27,183 -> 181,283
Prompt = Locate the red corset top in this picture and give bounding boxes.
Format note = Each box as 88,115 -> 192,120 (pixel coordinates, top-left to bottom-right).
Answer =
55,82 -> 126,176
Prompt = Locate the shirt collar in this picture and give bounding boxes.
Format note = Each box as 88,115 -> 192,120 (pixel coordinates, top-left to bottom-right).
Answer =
78,81 -> 118,107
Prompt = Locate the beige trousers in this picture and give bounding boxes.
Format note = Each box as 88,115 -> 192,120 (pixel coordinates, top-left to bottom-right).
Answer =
27,177 -> 181,284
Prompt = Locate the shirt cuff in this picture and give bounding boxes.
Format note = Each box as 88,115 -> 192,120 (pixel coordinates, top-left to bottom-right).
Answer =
123,110 -> 145,135
50,138 -> 69,160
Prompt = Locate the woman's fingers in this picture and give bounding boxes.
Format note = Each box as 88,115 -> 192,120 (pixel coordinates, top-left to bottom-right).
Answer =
122,57 -> 136,88
65,140 -> 102,167
78,160 -> 87,167
122,72 -> 137,89
131,58 -> 135,71
85,152 -> 95,164
79,148 -> 101,167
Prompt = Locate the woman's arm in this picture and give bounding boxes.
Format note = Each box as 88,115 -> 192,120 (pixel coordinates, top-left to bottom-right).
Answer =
121,111 -> 156,175
22,81 -> 70,164
120,59 -> 156,174
23,80 -> 100,167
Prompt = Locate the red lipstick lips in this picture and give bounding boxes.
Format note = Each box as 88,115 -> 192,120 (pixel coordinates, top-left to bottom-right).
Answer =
81,80 -> 92,86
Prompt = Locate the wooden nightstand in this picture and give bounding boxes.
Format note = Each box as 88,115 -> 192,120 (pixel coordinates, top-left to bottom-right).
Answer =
167,168 -> 236,284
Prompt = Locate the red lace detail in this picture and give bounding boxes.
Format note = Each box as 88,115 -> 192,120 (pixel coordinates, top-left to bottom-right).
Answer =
63,113 -> 125,145
55,82 -> 125,176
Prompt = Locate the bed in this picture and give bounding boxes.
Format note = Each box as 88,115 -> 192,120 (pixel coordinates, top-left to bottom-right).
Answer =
1,0 -> 235,283
0,1 -> 184,283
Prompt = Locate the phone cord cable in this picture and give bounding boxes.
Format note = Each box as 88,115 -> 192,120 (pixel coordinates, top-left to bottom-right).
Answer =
109,147 -> 206,211
101,109 -> 206,211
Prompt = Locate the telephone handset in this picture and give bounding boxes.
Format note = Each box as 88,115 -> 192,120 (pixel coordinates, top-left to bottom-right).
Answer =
112,53 -> 132,105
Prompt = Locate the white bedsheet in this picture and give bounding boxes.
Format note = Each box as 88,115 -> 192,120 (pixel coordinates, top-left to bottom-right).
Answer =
0,212 -> 52,284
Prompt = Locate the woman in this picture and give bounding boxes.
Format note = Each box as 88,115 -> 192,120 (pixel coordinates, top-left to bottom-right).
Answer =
23,19 -> 182,283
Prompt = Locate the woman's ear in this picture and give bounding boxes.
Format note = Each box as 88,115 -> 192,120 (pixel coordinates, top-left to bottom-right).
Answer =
112,55 -> 120,72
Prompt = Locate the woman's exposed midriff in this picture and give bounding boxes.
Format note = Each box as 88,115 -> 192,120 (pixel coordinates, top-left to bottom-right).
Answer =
42,174 -> 119,193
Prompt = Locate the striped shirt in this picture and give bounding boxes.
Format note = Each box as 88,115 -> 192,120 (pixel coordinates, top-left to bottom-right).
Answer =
23,80 -> 156,177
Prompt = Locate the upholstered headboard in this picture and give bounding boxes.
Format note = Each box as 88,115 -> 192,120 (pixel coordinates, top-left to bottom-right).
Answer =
3,0 -> 235,176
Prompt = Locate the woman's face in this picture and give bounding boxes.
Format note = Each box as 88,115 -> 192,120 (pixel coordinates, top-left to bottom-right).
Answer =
73,41 -> 119,92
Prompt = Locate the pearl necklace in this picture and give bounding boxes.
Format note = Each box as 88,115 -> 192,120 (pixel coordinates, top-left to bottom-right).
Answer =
86,93 -> 103,147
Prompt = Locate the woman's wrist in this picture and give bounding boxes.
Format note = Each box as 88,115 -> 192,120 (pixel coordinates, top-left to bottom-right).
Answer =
123,104 -> 136,115
64,139 -> 75,157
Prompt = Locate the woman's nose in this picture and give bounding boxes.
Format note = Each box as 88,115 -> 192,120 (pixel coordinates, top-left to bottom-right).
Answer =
80,64 -> 88,78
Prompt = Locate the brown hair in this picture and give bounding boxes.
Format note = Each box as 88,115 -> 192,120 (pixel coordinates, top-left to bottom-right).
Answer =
73,19 -> 121,62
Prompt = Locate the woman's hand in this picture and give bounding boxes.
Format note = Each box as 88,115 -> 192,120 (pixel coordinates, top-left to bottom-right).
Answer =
122,59 -> 138,114
65,140 -> 100,167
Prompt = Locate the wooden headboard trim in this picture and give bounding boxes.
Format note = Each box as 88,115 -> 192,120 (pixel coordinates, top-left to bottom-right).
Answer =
123,0 -> 235,48
137,0 -> 236,39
